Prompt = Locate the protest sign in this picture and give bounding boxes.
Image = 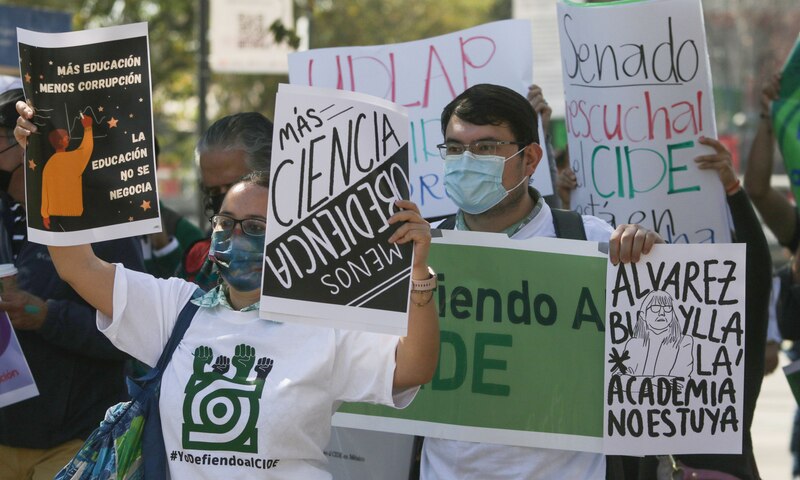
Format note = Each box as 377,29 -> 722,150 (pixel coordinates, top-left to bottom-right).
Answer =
557,0 -> 730,244
604,243 -> 746,455
330,235 -> 745,455
775,33 -> 800,206
17,23 -> 160,246
288,20 -> 553,219
0,311 -> 38,408
261,84 -> 413,335
333,230 -> 609,453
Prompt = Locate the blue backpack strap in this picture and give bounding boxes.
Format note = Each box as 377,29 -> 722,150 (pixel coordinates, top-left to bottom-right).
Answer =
128,289 -> 204,389
141,288 -> 203,478
156,289 -> 203,371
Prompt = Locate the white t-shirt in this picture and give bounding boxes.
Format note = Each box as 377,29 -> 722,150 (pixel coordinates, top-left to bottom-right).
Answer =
98,267 -> 415,479
422,203 -> 614,480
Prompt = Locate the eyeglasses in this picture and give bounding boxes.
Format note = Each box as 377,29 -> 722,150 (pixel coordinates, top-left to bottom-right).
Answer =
210,214 -> 267,237
436,140 -> 527,159
647,304 -> 673,314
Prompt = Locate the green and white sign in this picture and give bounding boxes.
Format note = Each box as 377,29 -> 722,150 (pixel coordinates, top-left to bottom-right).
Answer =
332,231 -> 747,455
333,230 -> 609,452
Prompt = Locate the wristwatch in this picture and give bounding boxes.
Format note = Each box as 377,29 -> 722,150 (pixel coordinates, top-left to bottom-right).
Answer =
411,266 -> 437,292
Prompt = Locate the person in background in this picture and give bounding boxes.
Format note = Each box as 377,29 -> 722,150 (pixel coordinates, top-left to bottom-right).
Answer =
743,72 -> 800,479
0,89 -> 146,480
634,136 -> 772,479
139,136 -> 204,279
177,112 -> 274,291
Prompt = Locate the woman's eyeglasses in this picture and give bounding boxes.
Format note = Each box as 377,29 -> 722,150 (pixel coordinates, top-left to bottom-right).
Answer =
210,214 -> 267,237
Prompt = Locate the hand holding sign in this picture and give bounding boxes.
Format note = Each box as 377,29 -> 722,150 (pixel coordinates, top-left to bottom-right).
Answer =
0,290 -> 47,331
387,199 -> 431,278
761,73 -> 781,116
694,136 -> 739,194
608,224 -> 663,265
12,101 -> 35,148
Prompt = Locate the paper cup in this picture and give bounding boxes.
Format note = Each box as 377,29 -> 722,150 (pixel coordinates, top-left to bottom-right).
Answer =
0,263 -> 18,295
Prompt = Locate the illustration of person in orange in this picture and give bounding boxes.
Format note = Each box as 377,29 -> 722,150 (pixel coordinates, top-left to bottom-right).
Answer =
40,113 -> 93,230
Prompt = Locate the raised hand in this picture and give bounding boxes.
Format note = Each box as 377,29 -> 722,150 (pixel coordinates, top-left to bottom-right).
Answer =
193,346 -> 213,374
13,101 -> 36,148
526,84 -> 552,133
694,136 -> 738,194
232,343 -> 256,380
212,355 -> 230,375
255,357 -> 274,380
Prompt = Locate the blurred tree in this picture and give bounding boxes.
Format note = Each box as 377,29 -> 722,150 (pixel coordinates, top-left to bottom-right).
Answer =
3,0 -> 510,215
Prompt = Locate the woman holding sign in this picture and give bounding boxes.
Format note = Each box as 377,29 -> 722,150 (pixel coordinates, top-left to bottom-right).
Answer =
14,102 -> 439,480
636,136 -> 772,480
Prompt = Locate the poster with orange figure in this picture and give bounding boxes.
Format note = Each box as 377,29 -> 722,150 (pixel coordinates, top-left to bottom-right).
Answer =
17,23 -> 160,246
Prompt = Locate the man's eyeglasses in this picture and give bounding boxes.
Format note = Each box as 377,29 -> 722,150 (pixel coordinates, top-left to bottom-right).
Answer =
436,140 -> 527,159
210,214 -> 267,237
647,304 -> 673,314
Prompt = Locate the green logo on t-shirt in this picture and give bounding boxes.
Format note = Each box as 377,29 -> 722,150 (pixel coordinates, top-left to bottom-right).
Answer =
182,344 -> 273,452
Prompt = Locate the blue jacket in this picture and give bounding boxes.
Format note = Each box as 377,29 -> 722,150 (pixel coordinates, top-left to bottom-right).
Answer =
0,196 -> 145,449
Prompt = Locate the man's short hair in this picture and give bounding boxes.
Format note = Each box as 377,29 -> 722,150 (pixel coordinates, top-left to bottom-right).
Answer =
440,84 -> 539,146
195,112 -> 274,173
0,88 -> 24,130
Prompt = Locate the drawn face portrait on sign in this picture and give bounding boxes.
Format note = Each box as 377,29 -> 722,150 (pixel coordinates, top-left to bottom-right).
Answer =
638,290 -> 677,336
622,290 -> 694,380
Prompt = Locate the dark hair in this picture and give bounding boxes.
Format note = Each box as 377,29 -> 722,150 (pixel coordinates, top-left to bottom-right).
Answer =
195,112 -> 274,173
440,84 -> 539,146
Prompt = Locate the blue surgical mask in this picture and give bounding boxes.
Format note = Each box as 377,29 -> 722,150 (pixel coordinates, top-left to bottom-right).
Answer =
209,230 -> 265,292
443,149 -> 527,214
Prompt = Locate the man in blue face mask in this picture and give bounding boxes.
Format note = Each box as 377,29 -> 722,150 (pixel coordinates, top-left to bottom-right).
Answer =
421,83 -> 665,480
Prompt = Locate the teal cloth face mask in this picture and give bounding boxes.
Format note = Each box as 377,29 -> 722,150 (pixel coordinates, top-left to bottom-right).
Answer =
443,149 -> 527,214
209,230 -> 265,292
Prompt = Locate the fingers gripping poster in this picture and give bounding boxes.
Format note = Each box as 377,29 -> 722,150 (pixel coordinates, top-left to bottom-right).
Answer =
261,85 -> 413,335
604,243 -> 746,455
289,20 -> 552,219
557,0 -> 730,244
17,23 -> 160,246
